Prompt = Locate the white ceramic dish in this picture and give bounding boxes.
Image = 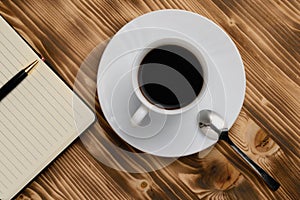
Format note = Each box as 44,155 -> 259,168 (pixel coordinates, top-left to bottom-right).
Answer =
97,10 -> 245,157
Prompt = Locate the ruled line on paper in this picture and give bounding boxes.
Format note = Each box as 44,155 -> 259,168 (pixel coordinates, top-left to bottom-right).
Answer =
0,119 -> 39,161
0,32 -> 27,66
2,91 -> 57,153
4,98 -> 53,148
0,39 -> 75,128
0,52 -> 74,132
0,32 -> 85,121
0,138 -> 28,170
0,110 -> 42,159
0,129 -> 33,166
2,82 -> 60,146
0,72 -> 61,146
0,31 -> 86,120
0,152 -> 18,180
0,64 -> 72,140
0,128 -> 33,164
0,148 -> 23,177
0,15 -> 95,199
0,151 -> 23,179
0,163 -> 12,184
0,177 -> 8,189
5,84 -> 62,144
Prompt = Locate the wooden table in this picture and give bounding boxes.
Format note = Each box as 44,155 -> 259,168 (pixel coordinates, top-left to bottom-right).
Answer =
1,0 -> 299,199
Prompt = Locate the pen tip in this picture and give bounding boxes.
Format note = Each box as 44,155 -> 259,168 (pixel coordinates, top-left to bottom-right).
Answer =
24,59 -> 39,73
41,57 -> 45,61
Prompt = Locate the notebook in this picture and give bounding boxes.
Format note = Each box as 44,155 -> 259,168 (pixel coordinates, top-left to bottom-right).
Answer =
0,16 -> 95,199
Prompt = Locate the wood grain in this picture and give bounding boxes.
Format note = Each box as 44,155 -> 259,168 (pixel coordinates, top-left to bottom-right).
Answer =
0,0 -> 299,199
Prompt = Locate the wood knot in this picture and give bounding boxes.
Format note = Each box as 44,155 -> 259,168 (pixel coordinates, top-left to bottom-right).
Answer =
252,129 -> 279,156
141,181 -> 148,188
245,120 -> 280,156
137,180 -> 150,191
228,19 -> 235,26
196,159 -> 241,191
17,193 -> 31,200
178,149 -> 245,193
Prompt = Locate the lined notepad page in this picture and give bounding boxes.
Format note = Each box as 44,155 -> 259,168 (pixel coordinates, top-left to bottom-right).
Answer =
0,16 -> 95,199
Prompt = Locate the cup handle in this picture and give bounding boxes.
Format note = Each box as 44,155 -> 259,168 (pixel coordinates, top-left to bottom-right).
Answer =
130,105 -> 149,126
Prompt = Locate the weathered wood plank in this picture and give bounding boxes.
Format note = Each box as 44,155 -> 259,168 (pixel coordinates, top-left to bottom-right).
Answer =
0,0 -> 299,199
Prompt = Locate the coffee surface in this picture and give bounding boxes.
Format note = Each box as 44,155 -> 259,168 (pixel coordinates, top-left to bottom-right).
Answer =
138,45 -> 204,109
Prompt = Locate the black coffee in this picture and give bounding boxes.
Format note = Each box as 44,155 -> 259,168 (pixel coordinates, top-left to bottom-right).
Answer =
138,45 -> 204,110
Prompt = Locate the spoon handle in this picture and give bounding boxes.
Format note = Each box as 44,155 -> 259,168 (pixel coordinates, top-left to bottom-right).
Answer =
220,131 -> 280,191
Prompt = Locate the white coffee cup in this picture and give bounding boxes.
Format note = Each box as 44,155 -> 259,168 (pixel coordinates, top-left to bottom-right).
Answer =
131,37 -> 208,126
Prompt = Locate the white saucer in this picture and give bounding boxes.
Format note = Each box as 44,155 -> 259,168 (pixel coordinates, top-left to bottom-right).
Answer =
97,10 -> 245,157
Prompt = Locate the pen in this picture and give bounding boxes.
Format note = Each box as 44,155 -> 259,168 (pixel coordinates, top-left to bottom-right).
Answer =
0,59 -> 39,101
